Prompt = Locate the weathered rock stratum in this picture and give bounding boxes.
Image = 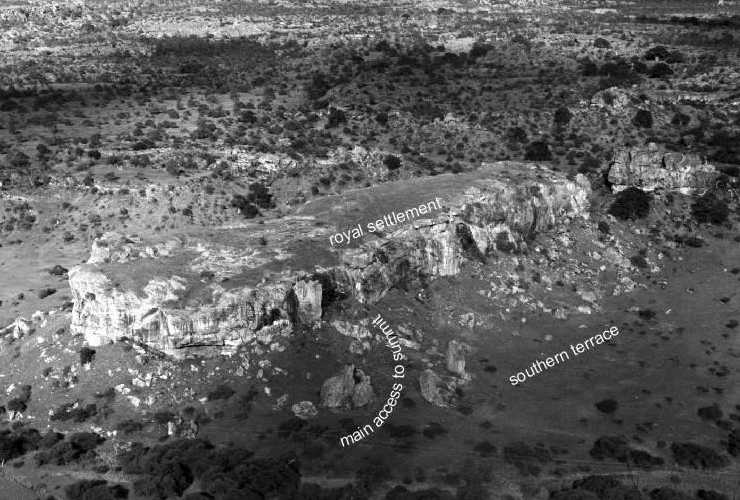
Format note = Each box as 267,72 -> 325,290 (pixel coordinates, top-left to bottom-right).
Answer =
608,146 -> 718,193
68,162 -> 591,356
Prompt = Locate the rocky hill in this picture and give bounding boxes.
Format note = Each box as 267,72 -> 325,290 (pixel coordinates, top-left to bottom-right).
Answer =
68,161 -> 593,356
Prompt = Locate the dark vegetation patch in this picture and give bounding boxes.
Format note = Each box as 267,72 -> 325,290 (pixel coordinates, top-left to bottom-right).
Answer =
37,287 -> 57,299
64,479 -> 129,500
230,182 -> 275,218
115,419 -> 144,435
79,346 -> 96,365
386,485 -> 455,499
595,398 -> 618,414
633,109 -> 653,128
670,442 -> 729,469
697,404 -> 723,422
609,187 -> 651,220
524,141 -> 552,161
50,401 -> 99,423
550,475 -> 642,500
649,487 -> 693,500
503,441 -> 552,476
36,432 -> 104,466
456,223 -> 486,262
590,436 -> 664,469
0,427 -> 41,462
473,440 -> 497,457
726,429 -> 739,457
696,490 -> 729,500
207,384 -> 235,401
120,438 -> 300,499
691,193 -> 729,224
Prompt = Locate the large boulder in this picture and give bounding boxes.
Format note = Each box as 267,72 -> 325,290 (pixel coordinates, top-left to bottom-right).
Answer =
320,365 -> 374,409
446,340 -> 471,378
607,146 -> 718,193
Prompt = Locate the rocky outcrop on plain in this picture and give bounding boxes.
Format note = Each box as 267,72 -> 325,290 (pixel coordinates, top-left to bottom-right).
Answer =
446,340 -> 471,379
588,87 -> 632,112
319,365 -> 374,409
607,147 -> 718,193
419,369 -> 457,408
68,162 -> 592,356
291,401 -> 318,420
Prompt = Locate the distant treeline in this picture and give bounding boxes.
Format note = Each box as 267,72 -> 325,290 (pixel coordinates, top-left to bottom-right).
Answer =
635,14 -> 740,29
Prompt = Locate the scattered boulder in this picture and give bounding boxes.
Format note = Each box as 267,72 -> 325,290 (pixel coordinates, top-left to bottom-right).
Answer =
331,319 -> 372,340
167,417 -> 199,439
291,401 -> 318,420
0,317 -> 32,339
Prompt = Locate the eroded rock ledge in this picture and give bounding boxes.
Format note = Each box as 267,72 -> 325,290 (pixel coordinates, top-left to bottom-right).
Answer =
68,162 -> 591,356
608,145 -> 718,193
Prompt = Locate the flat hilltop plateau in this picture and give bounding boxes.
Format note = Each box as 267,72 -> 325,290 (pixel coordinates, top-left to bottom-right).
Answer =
0,1 -> 739,499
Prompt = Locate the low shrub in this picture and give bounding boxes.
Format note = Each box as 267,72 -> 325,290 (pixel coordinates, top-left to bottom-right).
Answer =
384,154 -> 402,171
503,441 -> 552,476
524,141 -> 552,161
120,438 -> 299,499
64,479 -> 128,500
207,385 -> 235,401
79,347 -> 96,365
595,398 -> 618,414
36,432 -> 104,466
692,193 -> 729,224
633,109 -> 653,128
671,442 -> 729,469
0,427 -> 41,461
50,402 -> 98,423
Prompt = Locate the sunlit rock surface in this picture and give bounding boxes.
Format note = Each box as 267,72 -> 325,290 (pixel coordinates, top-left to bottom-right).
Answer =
608,147 -> 718,193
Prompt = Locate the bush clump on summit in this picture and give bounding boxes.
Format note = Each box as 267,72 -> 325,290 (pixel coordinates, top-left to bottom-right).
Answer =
609,187 -> 651,220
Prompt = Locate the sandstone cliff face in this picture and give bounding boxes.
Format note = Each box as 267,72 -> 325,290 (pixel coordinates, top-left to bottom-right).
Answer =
69,264 -> 322,356
329,163 -> 591,303
68,162 -> 592,355
608,147 -> 718,193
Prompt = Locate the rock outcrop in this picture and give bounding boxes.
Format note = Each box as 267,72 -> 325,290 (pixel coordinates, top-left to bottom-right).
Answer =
419,369 -> 456,408
319,365 -> 374,409
607,146 -> 718,193
68,162 -> 591,356
446,340 -> 471,379
291,401 -> 318,420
